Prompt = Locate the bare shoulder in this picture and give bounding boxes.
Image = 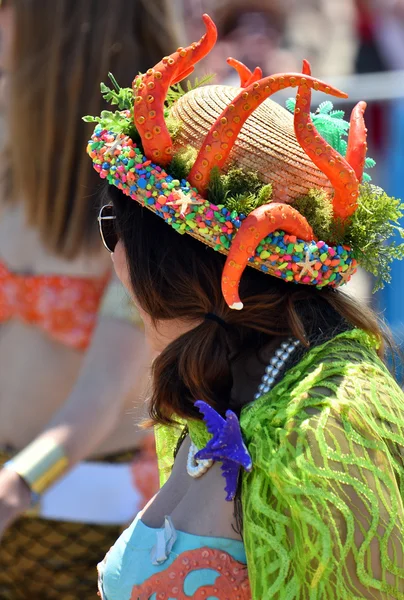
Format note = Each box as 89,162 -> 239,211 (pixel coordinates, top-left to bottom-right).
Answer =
142,435 -> 241,540
141,436 -> 192,528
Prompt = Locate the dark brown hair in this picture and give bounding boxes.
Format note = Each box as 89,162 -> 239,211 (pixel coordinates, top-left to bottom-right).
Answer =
6,0 -> 180,258
109,185 -> 389,425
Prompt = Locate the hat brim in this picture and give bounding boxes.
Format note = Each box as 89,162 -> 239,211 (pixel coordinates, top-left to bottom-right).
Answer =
88,127 -> 357,288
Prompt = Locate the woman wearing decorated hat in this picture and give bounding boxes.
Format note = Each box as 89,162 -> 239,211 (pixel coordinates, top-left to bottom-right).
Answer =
88,14 -> 404,600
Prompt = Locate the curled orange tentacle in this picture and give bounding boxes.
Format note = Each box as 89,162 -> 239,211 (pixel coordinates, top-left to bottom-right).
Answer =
346,101 -> 368,182
227,57 -> 262,87
294,61 -> 358,220
133,14 -> 217,165
301,58 -> 311,76
244,66 -> 263,87
188,71 -> 347,194
222,204 -> 314,310
171,65 -> 196,85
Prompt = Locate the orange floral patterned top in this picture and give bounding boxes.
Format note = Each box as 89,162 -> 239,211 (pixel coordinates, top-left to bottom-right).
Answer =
0,260 -> 109,351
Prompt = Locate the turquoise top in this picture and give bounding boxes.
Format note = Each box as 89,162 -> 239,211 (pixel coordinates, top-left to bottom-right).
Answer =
98,514 -> 246,599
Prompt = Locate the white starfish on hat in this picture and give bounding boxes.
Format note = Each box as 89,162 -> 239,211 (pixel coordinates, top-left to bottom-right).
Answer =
104,134 -> 128,156
297,250 -> 318,278
167,191 -> 204,217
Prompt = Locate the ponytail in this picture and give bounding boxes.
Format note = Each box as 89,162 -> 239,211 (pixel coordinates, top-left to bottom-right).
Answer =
150,319 -> 234,424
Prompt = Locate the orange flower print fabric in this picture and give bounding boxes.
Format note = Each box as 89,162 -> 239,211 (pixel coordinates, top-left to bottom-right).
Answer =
0,261 -> 109,351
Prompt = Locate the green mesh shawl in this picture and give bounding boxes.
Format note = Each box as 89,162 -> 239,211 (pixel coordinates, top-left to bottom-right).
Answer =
155,329 -> 404,598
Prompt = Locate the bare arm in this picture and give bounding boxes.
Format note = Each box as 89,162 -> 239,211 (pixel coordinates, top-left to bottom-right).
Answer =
42,315 -> 151,464
0,307 -> 152,533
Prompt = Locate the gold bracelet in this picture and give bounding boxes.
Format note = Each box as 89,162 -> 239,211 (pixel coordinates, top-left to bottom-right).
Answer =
4,438 -> 68,494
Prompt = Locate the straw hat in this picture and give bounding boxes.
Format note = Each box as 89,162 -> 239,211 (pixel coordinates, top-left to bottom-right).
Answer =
87,14 -> 373,310
171,84 -> 334,202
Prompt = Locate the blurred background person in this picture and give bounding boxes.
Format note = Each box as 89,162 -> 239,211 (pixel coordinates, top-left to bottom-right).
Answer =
184,0 -> 358,81
364,0 -> 404,72
0,0 -> 179,597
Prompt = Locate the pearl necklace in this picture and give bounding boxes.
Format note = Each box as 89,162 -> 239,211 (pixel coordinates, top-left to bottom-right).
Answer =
254,337 -> 300,400
187,336 -> 300,478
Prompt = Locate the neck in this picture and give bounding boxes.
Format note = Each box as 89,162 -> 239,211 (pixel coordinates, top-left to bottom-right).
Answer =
229,337 -> 283,410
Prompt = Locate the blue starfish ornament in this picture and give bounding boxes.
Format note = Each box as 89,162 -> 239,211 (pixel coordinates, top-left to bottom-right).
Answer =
194,400 -> 253,501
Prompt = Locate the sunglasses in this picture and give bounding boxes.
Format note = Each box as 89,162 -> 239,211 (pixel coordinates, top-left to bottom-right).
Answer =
98,204 -> 118,253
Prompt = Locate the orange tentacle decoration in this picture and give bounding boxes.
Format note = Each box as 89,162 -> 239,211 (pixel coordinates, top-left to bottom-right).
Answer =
133,14 -> 217,165
222,204 -> 314,310
245,66 -> 263,87
171,65 -> 196,85
227,57 -> 263,87
188,71 -> 348,193
294,60 -> 359,220
301,58 -> 311,76
130,547 -> 251,599
345,101 -> 368,182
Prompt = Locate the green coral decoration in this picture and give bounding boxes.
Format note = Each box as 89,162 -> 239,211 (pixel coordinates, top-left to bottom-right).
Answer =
168,146 -> 198,181
83,108 -> 135,137
286,99 -> 375,182
164,114 -> 183,143
207,166 -> 227,206
293,189 -> 334,242
100,73 -> 133,110
343,184 -> 404,290
255,184 -> 273,205
221,166 -> 263,197
225,185 -> 273,215
207,166 -> 272,214
83,73 -> 137,140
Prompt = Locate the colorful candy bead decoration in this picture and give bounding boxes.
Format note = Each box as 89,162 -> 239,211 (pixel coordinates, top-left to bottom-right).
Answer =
88,127 -> 357,290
